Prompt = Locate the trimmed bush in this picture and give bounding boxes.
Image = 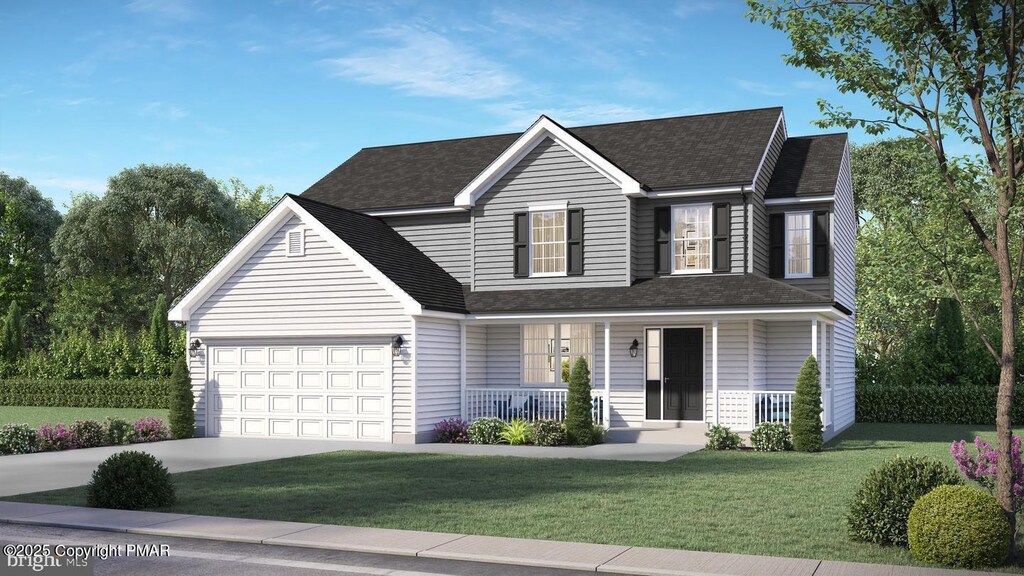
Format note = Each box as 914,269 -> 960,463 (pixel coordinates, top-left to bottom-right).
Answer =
499,418 -> 532,445
132,417 -> 170,443
908,485 -> 1010,568
87,451 -> 176,510
856,383 -> 1024,425
792,355 -> 823,452
846,455 -> 963,547
105,417 -> 137,445
37,423 -> 76,451
71,419 -> 106,448
0,378 -> 169,409
167,358 -> 194,439
531,420 -> 566,446
468,418 -> 504,444
433,418 -> 469,443
750,422 -> 792,452
564,357 -> 594,446
705,425 -> 742,450
590,424 -> 605,445
0,423 -> 37,454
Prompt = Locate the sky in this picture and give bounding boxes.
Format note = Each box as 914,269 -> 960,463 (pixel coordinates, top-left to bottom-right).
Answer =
2,0 -> 888,210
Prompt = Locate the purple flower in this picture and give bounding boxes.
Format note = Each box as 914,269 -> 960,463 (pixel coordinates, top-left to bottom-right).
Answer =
131,417 -> 170,443
951,434 -> 1024,511
434,418 -> 470,443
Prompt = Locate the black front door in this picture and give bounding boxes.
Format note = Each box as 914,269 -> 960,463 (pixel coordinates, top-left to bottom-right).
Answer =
663,328 -> 703,421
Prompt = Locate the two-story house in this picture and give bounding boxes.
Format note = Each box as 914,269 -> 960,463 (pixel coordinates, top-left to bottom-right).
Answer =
169,107 -> 855,444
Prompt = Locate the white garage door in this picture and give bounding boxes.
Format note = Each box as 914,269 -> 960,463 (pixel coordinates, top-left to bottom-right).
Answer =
206,342 -> 391,441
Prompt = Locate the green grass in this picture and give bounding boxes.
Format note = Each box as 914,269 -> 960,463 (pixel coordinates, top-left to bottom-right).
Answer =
0,406 -> 169,428
4,423 -> 1014,569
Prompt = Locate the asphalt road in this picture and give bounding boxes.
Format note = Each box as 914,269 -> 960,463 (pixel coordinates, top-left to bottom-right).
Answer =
0,523 -> 602,576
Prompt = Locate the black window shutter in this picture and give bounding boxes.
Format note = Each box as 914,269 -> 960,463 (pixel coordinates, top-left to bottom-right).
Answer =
813,211 -> 830,277
712,203 -> 730,273
513,212 -> 529,278
567,208 -> 584,275
655,207 -> 671,275
769,213 -> 784,278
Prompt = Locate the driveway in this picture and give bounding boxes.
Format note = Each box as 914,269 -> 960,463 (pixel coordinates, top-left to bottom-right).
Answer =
0,438 -> 349,497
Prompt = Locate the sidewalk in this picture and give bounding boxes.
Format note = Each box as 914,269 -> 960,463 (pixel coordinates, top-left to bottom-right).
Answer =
0,501 -> 1002,576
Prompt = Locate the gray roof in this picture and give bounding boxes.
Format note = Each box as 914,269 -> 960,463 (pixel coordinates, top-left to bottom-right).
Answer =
765,133 -> 848,198
301,107 -> 785,211
463,274 -> 840,314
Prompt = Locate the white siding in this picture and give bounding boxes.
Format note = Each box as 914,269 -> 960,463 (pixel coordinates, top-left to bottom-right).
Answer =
750,319 -> 767,390
833,314 -> 856,432
766,321 -> 811,390
415,318 -> 462,434
704,321 -> 754,422
465,324 -> 487,388
609,323 -> 645,427
485,324 -> 520,387
383,213 -> 471,283
187,328 -> 207,436
473,137 -> 630,290
833,145 -> 855,310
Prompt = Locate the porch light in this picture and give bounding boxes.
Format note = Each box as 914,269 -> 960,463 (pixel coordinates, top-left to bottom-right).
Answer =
392,335 -> 405,357
188,338 -> 202,358
629,339 -> 639,358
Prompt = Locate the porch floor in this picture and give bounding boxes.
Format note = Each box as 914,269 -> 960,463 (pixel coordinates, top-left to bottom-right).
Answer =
334,440 -> 699,462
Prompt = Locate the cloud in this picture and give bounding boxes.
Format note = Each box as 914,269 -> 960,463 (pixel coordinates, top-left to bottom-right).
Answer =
734,79 -> 788,97
54,97 -> 96,108
139,101 -> 188,120
35,175 -> 107,192
792,79 -> 835,91
125,0 -> 196,21
486,101 -> 660,131
673,1 -> 720,19
322,27 -> 518,99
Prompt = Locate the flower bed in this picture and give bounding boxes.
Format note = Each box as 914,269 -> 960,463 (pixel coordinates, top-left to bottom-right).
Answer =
0,417 -> 171,455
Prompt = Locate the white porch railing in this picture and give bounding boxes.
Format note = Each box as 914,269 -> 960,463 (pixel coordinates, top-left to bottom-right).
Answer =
717,391 -> 795,431
465,388 -> 605,426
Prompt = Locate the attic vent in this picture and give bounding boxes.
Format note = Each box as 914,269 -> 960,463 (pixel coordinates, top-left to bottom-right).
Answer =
286,228 -> 305,257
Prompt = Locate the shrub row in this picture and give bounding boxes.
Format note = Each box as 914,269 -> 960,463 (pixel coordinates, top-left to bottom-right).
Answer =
0,417 -> 171,455
856,384 -> 1024,425
0,378 -> 169,409
435,417 -> 602,447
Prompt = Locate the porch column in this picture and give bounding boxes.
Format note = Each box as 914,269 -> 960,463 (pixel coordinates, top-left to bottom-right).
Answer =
820,322 -> 828,425
459,323 -> 467,420
712,319 -> 719,425
810,318 -> 818,359
603,321 -> 611,429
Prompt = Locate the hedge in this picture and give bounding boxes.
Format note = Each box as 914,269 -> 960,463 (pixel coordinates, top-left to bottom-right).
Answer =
0,378 -> 169,409
857,383 -> 1024,425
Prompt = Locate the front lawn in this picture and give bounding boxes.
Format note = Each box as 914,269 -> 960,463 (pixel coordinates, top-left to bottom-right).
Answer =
4,423 -> 1008,569
0,406 -> 169,428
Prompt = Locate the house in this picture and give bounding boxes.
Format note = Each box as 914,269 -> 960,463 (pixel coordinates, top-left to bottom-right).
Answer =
169,107 -> 855,444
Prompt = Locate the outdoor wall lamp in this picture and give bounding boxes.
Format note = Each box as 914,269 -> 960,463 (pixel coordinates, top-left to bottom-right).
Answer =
629,339 -> 639,358
188,338 -> 202,358
392,335 -> 405,357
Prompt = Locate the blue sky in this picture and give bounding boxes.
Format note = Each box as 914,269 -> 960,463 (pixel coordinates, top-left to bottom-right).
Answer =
2,0 -> 882,210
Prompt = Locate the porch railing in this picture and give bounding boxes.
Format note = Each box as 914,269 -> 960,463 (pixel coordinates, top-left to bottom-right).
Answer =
465,387 -> 604,426
717,391 -> 795,431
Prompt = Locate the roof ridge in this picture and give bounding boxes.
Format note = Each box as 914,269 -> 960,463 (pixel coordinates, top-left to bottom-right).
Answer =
288,193 -> 384,222
786,132 -> 848,140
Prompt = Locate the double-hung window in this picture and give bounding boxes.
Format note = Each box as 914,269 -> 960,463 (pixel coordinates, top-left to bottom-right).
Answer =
671,204 -> 712,273
522,323 -> 593,385
530,210 -> 566,276
785,211 -> 812,278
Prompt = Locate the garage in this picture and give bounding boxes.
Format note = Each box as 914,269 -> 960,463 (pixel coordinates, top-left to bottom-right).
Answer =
206,342 -> 391,441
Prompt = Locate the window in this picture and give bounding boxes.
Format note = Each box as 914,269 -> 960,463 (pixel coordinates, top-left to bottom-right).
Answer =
530,210 -> 566,276
645,328 -> 661,381
672,205 -> 712,273
522,323 -> 593,385
286,228 -> 305,257
785,212 -> 812,278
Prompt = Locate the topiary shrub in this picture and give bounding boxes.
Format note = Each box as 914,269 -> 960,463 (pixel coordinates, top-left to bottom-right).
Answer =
531,420 -> 566,446
0,423 -> 37,454
132,417 -> 170,442
847,455 -> 963,547
71,419 -> 106,448
705,424 -> 742,450
467,417 -> 504,444
792,355 -> 823,452
564,357 -> 594,446
87,450 -> 176,510
499,418 -> 532,445
433,418 -> 469,443
37,423 -> 76,451
167,358 -> 194,439
750,422 -> 792,452
104,417 -> 137,445
908,485 -> 1010,568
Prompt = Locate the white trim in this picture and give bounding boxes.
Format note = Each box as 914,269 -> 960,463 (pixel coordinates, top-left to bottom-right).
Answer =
603,321 -> 611,429
529,208 -> 568,277
467,307 -> 846,322
647,185 -> 749,198
765,195 -> 835,206
642,324 -> 707,422
363,206 -> 468,217
285,228 -> 305,257
784,210 -> 813,279
168,196 -> 424,322
416,309 -> 468,321
712,319 -> 719,425
528,202 -> 568,212
751,110 -> 785,190
810,319 -> 818,359
410,317 -> 417,438
459,322 -> 467,421
453,115 -> 643,207
670,204 -> 713,274
747,319 -> 754,390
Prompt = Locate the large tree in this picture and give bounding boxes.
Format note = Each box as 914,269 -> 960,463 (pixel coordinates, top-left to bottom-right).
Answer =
219,177 -> 279,231
748,0 -> 1022,543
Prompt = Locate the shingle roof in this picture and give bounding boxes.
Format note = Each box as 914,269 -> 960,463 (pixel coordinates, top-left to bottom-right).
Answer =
301,107 -> 784,211
463,274 -> 838,314
288,194 -> 467,314
765,133 -> 847,198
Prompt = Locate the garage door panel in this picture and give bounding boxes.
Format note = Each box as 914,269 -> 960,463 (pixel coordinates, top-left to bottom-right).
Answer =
207,343 -> 390,441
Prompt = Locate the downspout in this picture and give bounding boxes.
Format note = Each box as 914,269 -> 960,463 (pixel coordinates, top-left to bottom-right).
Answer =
742,185 -> 750,273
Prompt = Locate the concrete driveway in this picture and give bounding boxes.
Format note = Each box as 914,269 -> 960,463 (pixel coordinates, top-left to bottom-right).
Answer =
0,438 -> 350,497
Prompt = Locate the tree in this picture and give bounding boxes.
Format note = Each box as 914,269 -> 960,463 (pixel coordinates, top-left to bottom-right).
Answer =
150,294 -> 169,358
0,301 -> 24,363
220,177 -> 279,230
935,298 -> 966,385
0,173 -> 62,344
168,358 -> 195,439
564,356 -> 593,445
791,355 -> 823,452
748,0 -> 1023,543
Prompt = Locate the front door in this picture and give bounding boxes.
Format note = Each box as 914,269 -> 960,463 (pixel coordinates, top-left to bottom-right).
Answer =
663,328 -> 703,421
